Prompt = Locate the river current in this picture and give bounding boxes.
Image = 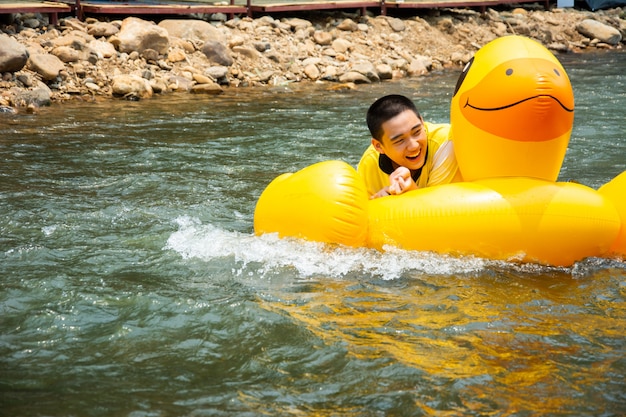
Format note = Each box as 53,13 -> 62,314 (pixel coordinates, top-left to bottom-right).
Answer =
1,51 -> 625,416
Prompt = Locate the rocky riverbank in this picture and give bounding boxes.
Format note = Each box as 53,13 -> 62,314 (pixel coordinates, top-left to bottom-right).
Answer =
1,5 -> 625,112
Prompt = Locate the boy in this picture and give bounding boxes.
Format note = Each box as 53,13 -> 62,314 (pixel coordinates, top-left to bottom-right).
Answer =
357,94 -> 461,199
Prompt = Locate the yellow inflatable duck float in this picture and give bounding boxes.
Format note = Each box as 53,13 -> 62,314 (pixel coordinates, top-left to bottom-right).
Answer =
254,36 -> 626,267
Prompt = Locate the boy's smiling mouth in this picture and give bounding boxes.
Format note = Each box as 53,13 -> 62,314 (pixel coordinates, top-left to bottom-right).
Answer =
407,149 -> 421,160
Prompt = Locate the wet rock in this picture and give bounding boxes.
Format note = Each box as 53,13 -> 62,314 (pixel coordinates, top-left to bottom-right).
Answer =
376,63 -> 393,80
168,75 -> 194,92
352,61 -> 380,82
28,53 -> 65,80
201,41 -> 233,66
191,81 -> 224,94
111,74 -> 153,98
0,34 -> 29,73
0,106 -> 17,114
205,65 -> 228,78
112,17 -> 169,54
339,71 -> 371,84
408,55 -> 432,76
149,78 -> 168,93
577,19 -> 622,45
158,19 -> 226,43
320,65 -> 338,81
15,81 -> 51,107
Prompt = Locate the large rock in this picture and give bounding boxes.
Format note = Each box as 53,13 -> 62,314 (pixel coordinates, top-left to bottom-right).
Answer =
201,41 -> 233,66
88,40 -> 117,58
14,81 -> 52,107
577,19 -> 622,45
158,19 -> 225,43
111,17 -> 169,54
87,21 -> 120,38
111,74 -> 153,98
190,81 -> 224,95
0,34 -> 29,72
28,53 -> 66,80
51,46 -> 84,63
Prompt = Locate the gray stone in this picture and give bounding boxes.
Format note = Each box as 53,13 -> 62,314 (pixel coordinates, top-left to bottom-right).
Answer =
88,22 -> 119,37
28,53 -> 65,80
387,17 -> 406,32
15,82 -> 52,107
201,41 -> 233,66
0,34 -> 29,73
577,19 -> 622,45
158,19 -> 226,43
339,71 -> 371,84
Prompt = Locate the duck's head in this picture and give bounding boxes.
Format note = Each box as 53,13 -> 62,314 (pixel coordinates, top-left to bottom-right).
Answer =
450,35 -> 574,181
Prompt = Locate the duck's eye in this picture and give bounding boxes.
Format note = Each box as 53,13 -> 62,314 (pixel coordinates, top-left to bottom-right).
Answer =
506,68 -> 513,76
453,57 -> 474,97
554,68 -> 561,77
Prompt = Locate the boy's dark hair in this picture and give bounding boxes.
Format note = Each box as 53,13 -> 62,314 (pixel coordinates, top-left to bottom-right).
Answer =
366,94 -> 422,141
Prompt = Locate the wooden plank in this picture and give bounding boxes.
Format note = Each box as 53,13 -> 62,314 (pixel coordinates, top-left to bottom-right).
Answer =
79,2 -> 248,13
0,1 -> 72,24
249,0 -> 380,14
385,0 -> 548,9
0,1 -> 72,12
77,0 -> 248,18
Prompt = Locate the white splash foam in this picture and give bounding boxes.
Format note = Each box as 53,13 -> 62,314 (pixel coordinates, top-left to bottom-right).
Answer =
164,216 -> 491,280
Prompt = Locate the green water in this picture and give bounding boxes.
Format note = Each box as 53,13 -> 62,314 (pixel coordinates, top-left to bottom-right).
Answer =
1,51 -> 625,416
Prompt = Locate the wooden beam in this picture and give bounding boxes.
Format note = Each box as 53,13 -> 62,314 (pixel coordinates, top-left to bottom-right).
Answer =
0,1 -> 72,25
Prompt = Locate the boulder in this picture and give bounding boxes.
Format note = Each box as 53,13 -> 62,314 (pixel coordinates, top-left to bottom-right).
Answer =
87,21 -> 120,37
28,53 -> 66,80
0,34 -> 29,72
577,19 -> 622,45
14,81 -> 52,107
191,81 -> 224,94
158,19 -> 226,43
201,41 -> 233,66
339,71 -> 371,84
111,74 -> 153,98
337,18 -> 358,32
112,17 -> 169,54
51,46 -> 83,63
352,61 -> 380,82
88,40 -> 117,58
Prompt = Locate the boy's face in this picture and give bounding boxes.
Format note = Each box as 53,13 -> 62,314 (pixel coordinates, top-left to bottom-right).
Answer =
372,109 -> 428,172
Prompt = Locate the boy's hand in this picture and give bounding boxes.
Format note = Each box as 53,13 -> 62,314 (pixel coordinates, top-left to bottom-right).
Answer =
388,167 -> 417,195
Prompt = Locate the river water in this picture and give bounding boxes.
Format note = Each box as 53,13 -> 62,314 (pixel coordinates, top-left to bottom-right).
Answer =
1,51 -> 625,416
